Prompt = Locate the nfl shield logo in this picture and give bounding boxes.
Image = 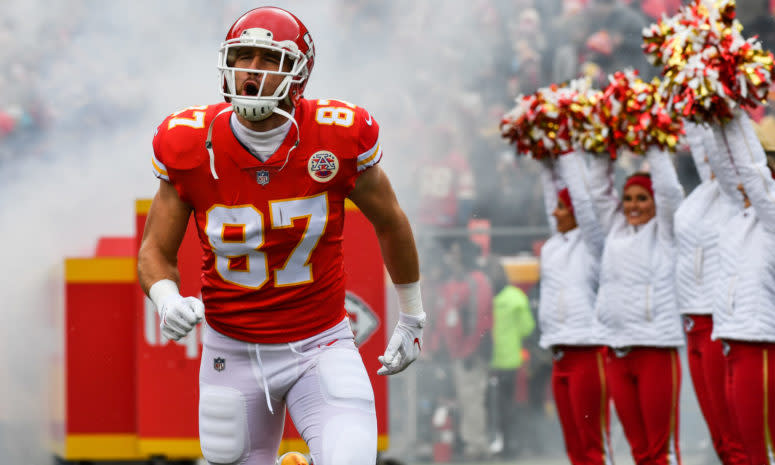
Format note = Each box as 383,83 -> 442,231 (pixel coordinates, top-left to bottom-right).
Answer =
256,170 -> 270,186
214,357 -> 225,372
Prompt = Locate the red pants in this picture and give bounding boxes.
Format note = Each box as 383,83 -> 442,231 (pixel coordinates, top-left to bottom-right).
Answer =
683,315 -> 749,465
606,346 -> 681,465
724,339 -> 775,465
552,345 -> 613,465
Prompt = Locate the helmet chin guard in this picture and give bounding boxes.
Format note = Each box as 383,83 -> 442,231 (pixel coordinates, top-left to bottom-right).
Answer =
231,95 -> 279,121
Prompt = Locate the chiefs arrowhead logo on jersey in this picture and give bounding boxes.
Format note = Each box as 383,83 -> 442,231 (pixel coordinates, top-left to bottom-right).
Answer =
307,150 -> 339,183
344,291 -> 379,346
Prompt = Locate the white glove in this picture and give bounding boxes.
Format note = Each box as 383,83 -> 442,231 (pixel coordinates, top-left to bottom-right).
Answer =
150,279 -> 204,341
158,294 -> 205,341
377,312 -> 426,376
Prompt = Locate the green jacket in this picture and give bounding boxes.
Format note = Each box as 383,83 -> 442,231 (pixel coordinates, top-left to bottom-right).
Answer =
490,285 -> 535,370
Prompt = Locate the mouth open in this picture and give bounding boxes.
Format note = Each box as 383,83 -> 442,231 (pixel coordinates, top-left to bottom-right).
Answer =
243,81 -> 259,96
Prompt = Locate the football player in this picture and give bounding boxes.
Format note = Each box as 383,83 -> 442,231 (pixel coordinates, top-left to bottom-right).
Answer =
137,7 -> 425,465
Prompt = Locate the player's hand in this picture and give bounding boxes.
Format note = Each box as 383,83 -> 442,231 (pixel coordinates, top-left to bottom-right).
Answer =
378,312 -> 426,376
158,294 -> 205,341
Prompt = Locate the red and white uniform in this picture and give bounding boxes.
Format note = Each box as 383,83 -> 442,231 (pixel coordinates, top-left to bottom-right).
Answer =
539,152 -> 613,465
152,99 -> 382,465
708,113 -> 775,465
152,99 -> 382,343
596,148 -> 685,465
675,123 -> 749,465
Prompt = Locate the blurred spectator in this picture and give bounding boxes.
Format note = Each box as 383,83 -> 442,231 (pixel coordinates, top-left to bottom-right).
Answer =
582,0 -> 655,82
486,257 -> 535,457
415,125 -> 476,229
505,8 -> 547,98
426,239 -> 493,460
548,0 -> 589,83
633,0 -> 681,20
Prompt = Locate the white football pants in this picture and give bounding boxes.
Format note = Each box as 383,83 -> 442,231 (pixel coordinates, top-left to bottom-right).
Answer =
198,319 -> 377,465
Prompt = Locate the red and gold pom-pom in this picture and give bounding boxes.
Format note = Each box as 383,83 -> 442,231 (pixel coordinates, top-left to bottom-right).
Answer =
566,84 -> 610,157
646,0 -> 774,124
501,79 -> 615,158
501,85 -> 577,159
600,70 -> 684,155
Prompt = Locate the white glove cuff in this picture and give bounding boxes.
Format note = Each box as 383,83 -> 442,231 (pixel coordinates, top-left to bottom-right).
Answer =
149,279 -> 180,316
394,281 -> 424,316
399,311 -> 426,328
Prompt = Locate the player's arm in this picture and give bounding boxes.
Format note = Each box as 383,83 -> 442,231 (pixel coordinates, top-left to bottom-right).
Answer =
137,180 -> 204,340
348,165 -> 425,375
348,165 -> 419,284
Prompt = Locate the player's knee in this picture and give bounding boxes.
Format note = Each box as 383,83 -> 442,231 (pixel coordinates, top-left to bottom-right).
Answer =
199,384 -> 248,464
318,346 -> 375,410
319,414 -> 377,465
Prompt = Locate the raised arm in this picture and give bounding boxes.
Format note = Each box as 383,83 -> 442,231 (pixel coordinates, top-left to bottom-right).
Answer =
684,122 -> 712,182
585,153 -> 619,233
707,123 -> 744,203
647,147 -> 685,243
557,151 -> 606,257
721,112 -> 775,231
539,158 -> 559,233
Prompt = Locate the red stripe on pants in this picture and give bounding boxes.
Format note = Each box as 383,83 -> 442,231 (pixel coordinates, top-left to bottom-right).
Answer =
683,315 -> 749,465
552,345 -> 613,465
606,346 -> 681,465
724,339 -> 775,465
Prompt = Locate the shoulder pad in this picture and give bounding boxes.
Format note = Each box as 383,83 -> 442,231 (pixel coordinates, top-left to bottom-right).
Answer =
306,98 -> 380,158
153,103 -> 231,170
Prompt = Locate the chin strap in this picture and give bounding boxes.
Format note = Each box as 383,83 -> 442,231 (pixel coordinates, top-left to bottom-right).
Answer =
205,107 -> 234,180
271,106 -> 300,172
205,105 -> 300,180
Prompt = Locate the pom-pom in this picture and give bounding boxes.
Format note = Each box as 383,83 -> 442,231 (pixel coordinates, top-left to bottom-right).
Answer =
600,69 -> 684,154
500,84 -> 575,159
500,78 -> 613,158
645,0 -> 774,123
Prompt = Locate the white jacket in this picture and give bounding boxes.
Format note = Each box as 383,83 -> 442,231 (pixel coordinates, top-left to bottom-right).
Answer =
674,123 -> 739,315
595,148 -> 685,348
538,152 -> 610,348
709,113 -> 775,343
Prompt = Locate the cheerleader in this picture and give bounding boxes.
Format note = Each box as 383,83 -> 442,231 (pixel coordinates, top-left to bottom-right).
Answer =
673,123 -> 749,465
708,111 -> 775,465
595,147 -> 685,465
538,151 -> 613,465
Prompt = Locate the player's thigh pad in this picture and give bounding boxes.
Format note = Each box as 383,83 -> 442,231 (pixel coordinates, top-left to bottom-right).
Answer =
199,383 -> 248,464
318,344 -> 375,409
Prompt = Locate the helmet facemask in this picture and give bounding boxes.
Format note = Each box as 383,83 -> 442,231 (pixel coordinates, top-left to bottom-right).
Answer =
218,28 -> 309,121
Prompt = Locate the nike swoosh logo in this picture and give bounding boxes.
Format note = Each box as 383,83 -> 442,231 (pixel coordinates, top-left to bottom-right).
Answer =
413,338 -> 421,350
364,112 -> 372,126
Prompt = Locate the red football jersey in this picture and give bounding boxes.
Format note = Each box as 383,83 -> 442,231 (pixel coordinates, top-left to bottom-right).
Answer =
151,99 -> 383,343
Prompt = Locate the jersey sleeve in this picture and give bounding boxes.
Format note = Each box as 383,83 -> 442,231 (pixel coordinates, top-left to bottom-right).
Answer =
151,126 -> 170,181
150,104 -> 223,181
355,107 -> 382,172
